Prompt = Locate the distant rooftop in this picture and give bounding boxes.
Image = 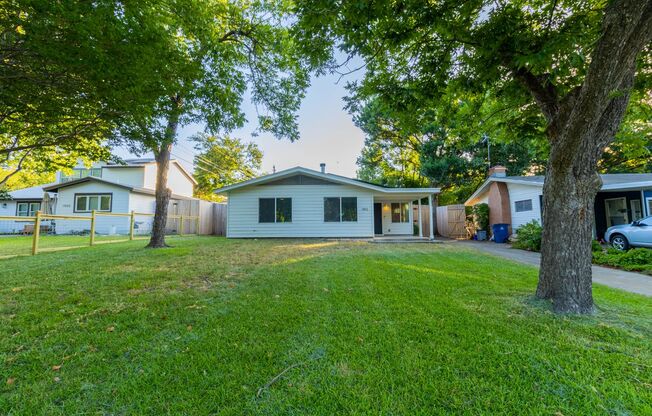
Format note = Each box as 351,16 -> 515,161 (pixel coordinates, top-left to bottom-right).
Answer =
501,173 -> 652,187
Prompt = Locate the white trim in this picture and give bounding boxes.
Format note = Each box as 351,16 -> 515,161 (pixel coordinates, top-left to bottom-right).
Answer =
418,198 -> 423,237
428,194 -> 434,240
645,197 -> 652,218
604,197 -> 628,227
215,166 -> 440,195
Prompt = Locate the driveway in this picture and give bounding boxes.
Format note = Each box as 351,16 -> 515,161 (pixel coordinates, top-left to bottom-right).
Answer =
453,240 -> 652,297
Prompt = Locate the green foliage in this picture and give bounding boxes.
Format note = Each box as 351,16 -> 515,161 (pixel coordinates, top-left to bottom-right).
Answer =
0,168 -> 54,191
512,221 -> 543,252
353,99 -> 429,187
592,240 -> 603,253
191,134 -> 263,202
0,1 -> 156,185
294,0 -> 651,188
113,0 -> 312,155
472,203 -> 490,231
1,237 -> 651,413
593,248 -> 652,274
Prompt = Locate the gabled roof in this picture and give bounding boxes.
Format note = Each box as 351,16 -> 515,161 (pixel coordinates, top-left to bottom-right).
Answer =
101,159 -> 198,185
465,173 -> 652,205
42,176 -> 197,200
215,166 -> 440,194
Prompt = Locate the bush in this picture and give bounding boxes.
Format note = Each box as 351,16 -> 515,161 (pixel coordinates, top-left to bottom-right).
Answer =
512,220 -> 542,251
473,203 -> 490,231
592,247 -> 652,272
591,240 -> 603,252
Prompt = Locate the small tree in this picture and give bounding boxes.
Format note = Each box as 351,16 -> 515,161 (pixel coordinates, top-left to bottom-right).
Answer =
473,204 -> 490,232
112,1 -> 311,248
191,134 -> 263,202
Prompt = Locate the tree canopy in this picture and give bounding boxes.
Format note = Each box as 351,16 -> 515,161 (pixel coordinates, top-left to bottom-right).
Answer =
191,134 -> 263,202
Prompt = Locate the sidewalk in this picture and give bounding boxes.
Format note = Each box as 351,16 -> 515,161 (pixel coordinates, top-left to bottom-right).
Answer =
453,240 -> 652,297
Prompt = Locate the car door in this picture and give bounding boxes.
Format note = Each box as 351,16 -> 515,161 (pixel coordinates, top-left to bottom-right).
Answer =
628,216 -> 652,247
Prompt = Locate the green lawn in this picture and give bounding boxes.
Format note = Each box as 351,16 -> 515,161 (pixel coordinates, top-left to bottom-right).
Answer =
1,237 -> 650,414
0,234 -> 161,258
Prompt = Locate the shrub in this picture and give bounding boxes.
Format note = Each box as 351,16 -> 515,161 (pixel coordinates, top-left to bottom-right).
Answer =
591,240 -> 603,252
512,220 -> 542,251
592,247 -> 652,272
473,203 -> 490,231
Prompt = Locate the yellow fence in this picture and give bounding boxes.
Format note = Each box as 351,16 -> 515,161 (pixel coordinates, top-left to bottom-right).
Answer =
0,210 -> 200,255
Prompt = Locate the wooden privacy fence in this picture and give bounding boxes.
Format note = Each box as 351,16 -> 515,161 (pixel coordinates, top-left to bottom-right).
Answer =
436,204 -> 468,239
167,199 -> 226,235
0,210 -> 200,255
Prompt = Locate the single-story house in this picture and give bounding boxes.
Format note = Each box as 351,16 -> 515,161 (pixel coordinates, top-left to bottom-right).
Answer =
215,164 -> 440,238
0,158 -> 199,235
465,166 -> 652,240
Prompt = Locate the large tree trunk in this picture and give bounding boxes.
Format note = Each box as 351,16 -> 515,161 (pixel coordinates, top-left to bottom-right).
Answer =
536,148 -> 602,313
147,97 -> 181,248
518,0 -> 652,313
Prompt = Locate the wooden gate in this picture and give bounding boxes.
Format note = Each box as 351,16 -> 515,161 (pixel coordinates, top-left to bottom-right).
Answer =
436,205 -> 468,239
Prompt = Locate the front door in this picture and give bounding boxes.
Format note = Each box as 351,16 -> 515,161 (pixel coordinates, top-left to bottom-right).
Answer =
605,197 -> 629,227
373,203 -> 383,235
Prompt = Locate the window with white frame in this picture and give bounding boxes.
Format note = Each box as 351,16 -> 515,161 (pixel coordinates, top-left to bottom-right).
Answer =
16,202 -> 40,217
515,199 -> 533,212
391,202 -> 410,223
74,194 -> 112,212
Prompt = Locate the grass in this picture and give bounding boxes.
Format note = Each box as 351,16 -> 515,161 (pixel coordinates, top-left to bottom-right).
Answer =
1,237 -> 650,414
0,234 -> 164,258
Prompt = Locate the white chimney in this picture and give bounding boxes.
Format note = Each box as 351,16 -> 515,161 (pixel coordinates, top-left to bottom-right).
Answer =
320,163 -> 326,173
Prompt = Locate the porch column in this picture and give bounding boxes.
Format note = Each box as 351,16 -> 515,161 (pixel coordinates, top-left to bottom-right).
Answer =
418,198 -> 423,237
428,194 -> 434,240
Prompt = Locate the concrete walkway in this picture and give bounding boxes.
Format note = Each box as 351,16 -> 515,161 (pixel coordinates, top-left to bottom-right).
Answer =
452,240 -> 652,297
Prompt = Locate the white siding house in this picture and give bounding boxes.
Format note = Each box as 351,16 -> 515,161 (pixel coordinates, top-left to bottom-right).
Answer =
217,166 -> 439,239
0,158 -> 199,235
465,168 -> 652,240
507,183 -> 543,230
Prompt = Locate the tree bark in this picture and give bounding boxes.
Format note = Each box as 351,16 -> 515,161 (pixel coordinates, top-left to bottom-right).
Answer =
146,96 -> 181,248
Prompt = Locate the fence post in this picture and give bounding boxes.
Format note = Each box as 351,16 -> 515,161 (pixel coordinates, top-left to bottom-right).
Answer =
179,215 -> 184,235
195,215 -> 200,235
129,210 -> 135,240
31,210 -> 41,255
90,210 -> 96,246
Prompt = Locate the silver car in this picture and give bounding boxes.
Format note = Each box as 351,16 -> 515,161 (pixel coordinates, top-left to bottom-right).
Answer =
605,215 -> 652,250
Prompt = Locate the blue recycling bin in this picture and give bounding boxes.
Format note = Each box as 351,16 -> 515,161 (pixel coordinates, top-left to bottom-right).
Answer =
492,223 -> 509,243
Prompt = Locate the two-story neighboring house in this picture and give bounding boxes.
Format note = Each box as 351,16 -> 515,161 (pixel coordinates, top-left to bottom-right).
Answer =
0,158 -> 198,235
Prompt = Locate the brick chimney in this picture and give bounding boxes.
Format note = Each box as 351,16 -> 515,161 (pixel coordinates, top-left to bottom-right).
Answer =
488,165 -> 507,178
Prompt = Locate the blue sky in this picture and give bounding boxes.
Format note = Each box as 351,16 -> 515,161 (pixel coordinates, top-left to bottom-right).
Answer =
115,63 -> 367,178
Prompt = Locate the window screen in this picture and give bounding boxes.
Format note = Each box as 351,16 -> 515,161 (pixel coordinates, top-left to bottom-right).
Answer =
276,198 -> 292,223
341,197 -> 357,222
515,199 -> 533,212
259,198 -> 275,223
391,202 -> 410,223
324,197 -> 340,222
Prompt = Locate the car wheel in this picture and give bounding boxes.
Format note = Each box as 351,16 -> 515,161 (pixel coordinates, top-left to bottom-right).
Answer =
610,234 -> 629,251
